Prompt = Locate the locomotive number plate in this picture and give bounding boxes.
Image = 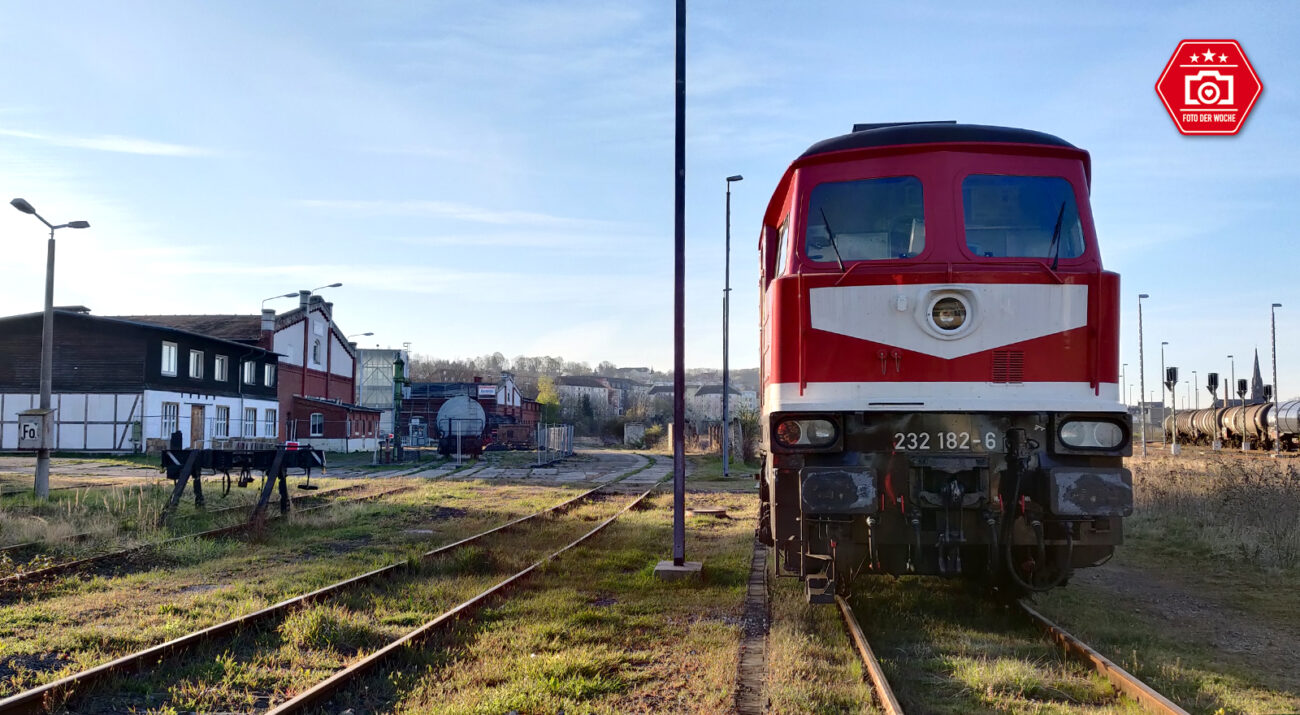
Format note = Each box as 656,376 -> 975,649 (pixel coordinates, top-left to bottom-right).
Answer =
893,431 -> 999,452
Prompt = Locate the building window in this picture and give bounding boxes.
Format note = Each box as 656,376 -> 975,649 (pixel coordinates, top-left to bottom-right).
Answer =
264,364 -> 276,387
244,407 -> 257,437
189,350 -> 204,379
161,342 -> 177,376
161,402 -> 179,435
312,339 -> 322,365
214,406 -> 230,438
264,409 -> 277,438
243,361 -> 257,385
214,355 -> 228,382
310,413 -> 324,436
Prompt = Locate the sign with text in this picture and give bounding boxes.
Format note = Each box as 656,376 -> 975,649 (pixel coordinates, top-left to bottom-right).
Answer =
1156,40 -> 1262,135
18,409 -> 55,450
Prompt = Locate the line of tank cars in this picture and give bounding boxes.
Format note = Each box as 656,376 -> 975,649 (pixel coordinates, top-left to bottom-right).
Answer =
1165,399 -> 1300,450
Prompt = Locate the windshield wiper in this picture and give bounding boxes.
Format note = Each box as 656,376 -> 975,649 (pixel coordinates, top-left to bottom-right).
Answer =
1047,200 -> 1066,270
819,207 -> 845,272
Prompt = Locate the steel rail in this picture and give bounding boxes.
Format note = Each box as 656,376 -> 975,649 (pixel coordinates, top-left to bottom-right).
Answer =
0,482 -> 615,713
835,595 -> 904,715
266,483 -> 662,713
1017,599 -> 1189,715
0,478 -> 166,498
0,481 -> 372,555
0,483 -> 414,590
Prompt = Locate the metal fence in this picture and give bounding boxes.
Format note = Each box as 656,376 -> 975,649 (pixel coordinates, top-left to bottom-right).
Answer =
536,423 -> 574,464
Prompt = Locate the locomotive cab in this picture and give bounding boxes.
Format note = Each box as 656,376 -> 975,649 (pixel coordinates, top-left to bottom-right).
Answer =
756,123 -> 1131,601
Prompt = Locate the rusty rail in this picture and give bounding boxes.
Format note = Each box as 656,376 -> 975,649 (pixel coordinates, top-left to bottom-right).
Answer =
0,482 -> 613,713
836,596 -> 904,715
1017,599 -> 1189,715
266,483 -> 662,713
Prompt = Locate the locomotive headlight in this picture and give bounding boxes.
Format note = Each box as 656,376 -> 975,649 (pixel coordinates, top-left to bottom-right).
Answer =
930,297 -> 967,331
1059,420 -> 1125,449
774,417 -> 838,448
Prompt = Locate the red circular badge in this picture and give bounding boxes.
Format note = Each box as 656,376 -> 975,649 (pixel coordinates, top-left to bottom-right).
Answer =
1156,40 -> 1262,136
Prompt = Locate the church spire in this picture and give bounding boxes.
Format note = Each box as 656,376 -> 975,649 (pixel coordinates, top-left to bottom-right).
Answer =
1251,348 -> 1266,402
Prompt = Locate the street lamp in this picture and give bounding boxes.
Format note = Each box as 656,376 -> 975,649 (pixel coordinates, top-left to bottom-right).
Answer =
1228,353 -> 1239,449
722,174 -> 743,477
311,282 -> 343,292
1272,303 -> 1283,456
1138,294 -> 1149,457
347,332 -> 373,339
10,198 -> 90,500
1121,363 -> 1127,407
261,292 -> 298,310
1192,370 -> 1198,411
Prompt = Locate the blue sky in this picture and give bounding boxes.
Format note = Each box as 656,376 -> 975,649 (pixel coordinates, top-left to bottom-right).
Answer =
1,1 -> 1297,402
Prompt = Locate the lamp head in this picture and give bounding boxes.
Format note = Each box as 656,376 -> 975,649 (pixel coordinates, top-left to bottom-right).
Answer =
726,175 -> 744,183
67,220 -> 90,229
1162,341 -> 1169,346
1273,302 -> 1283,308
326,282 -> 342,288
1138,293 -> 1149,299
10,198 -> 35,214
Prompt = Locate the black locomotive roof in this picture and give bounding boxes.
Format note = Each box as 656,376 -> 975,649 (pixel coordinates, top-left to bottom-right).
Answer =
800,122 -> 1077,158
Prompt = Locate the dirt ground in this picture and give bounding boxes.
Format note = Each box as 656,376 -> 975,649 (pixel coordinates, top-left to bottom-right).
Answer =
1072,562 -> 1300,695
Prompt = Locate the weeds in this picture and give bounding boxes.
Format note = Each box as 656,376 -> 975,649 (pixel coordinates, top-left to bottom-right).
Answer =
1133,455 -> 1300,570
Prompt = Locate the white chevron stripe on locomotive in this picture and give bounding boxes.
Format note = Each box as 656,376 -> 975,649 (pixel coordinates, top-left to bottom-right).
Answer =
808,283 -> 1089,360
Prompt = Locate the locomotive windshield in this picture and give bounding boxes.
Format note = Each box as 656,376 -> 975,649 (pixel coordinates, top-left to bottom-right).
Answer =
804,176 -> 924,262
962,175 -> 1084,259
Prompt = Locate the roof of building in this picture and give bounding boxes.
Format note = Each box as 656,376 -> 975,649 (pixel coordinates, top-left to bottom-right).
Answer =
114,314 -> 261,341
292,394 -> 383,413
647,383 -> 699,395
555,375 -> 609,388
693,384 -> 742,396
800,122 -> 1076,159
0,309 -> 278,356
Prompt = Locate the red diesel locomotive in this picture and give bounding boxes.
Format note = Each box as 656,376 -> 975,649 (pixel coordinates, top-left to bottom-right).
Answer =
756,122 -> 1131,601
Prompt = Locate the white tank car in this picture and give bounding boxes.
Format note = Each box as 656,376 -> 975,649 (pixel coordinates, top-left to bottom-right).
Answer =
436,395 -> 487,456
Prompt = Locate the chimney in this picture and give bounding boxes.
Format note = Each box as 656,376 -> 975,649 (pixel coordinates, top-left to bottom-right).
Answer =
473,376 -> 482,383
298,290 -> 311,310
323,301 -> 333,319
260,308 -> 276,349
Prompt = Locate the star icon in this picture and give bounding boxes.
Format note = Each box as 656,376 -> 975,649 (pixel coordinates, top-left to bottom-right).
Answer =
1202,49 -> 1216,62
1189,53 -> 1199,62
1219,53 -> 1228,62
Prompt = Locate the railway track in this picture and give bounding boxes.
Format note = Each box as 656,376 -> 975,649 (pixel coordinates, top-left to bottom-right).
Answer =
836,593 -> 1190,714
0,478 -> 658,712
0,482 -> 415,591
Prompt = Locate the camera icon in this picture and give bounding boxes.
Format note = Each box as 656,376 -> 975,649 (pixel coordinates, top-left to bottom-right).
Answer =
1184,70 -> 1235,106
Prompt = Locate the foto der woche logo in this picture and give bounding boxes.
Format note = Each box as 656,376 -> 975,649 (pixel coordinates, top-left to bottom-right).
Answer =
1156,39 -> 1263,135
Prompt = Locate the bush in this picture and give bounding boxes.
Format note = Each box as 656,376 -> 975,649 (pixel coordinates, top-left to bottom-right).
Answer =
642,424 -> 666,448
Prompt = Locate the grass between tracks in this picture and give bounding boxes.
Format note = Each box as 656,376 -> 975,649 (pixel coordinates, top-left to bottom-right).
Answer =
298,490 -> 759,714
0,481 -> 591,700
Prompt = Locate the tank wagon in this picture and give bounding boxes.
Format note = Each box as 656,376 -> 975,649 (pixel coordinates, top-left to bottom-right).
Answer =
435,395 -> 487,457
756,122 -> 1131,602
1165,400 -> 1300,450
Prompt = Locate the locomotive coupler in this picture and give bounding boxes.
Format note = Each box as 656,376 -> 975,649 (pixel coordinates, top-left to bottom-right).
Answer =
865,515 -> 880,572
937,478 -> 966,576
906,508 -> 922,573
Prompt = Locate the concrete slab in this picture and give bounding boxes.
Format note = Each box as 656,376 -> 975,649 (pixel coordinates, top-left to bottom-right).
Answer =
688,507 -> 729,518
654,560 -> 703,581
532,468 -> 558,476
555,472 -> 586,482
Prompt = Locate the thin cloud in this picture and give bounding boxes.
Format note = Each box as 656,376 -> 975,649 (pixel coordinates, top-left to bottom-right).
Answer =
297,198 -> 620,230
0,128 -> 214,157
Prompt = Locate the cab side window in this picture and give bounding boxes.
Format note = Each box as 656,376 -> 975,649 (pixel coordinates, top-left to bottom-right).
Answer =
774,219 -> 790,276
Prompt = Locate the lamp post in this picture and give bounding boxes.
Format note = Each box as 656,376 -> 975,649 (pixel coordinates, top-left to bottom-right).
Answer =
1121,363 -> 1127,407
722,174 -> 743,478
1272,303 -> 1283,456
1192,370 -> 1198,410
10,198 -> 90,500
261,292 -> 298,310
1228,354 -> 1239,449
1138,294 -> 1149,457
1160,341 -> 1169,446
311,282 -> 343,292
